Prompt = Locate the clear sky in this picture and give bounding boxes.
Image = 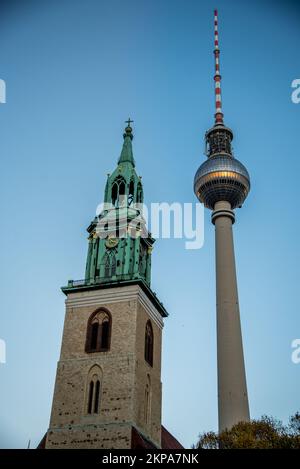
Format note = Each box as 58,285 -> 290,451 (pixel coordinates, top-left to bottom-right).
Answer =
0,0 -> 299,449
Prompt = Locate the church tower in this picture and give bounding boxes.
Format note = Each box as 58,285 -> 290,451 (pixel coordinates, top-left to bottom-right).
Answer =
45,122 -> 169,449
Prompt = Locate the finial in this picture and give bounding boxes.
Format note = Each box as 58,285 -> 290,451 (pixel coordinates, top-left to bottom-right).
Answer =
213,10 -> 224,124
124,118 -> 134,140
125,118 -> 134,127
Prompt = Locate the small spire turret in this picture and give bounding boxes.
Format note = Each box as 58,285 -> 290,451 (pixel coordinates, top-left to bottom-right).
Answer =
118,118 -> 135,166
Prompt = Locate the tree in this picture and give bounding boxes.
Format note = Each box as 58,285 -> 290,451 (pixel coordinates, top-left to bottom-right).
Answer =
195,413 -> 300,449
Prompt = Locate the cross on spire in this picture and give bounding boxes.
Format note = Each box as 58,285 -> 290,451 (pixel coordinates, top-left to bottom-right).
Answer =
125,118 -> 134,127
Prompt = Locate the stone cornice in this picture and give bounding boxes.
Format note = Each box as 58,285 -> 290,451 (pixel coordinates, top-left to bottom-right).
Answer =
65,284 -> 165,329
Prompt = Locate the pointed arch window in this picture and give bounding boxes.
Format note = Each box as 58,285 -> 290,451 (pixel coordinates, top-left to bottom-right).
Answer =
86,309 -> 112,353
90,322 -> 99,350
139,242 -> 147,276
86,365 -> 102,415
111,252 -> 116,276
94,380 -> 101,413
111,176 -> 126,207
87,381 -> 94,414
104,252 -> 110,277
144,320 -> 153,367
137,182 -> 143,204
103,250 -> 117,278
128,179 -> 135,206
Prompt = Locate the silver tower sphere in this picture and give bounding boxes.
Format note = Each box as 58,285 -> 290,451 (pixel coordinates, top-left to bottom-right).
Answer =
193,125 -> 250,210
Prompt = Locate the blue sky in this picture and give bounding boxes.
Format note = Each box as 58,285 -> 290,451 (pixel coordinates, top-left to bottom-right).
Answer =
0,0 -> 299,448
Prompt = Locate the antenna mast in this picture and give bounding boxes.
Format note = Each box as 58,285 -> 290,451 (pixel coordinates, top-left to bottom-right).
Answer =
214,9 -> 224,124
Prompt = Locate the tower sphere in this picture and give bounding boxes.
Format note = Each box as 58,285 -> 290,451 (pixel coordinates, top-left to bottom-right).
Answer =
194,154 -> 250,210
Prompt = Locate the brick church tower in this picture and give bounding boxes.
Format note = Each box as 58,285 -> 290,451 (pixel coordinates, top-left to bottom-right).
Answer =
44,122 -> 182,449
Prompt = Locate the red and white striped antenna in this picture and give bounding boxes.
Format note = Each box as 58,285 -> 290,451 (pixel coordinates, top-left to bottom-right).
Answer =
214,9 -> 224,124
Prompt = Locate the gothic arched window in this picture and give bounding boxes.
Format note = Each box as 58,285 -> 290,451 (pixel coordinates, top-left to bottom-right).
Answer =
111,252 -> 116,276
144,320 -> 153,367
128,179 -> 134,206
87,381 -> 94,414
94,380 -> 101,413
90,322 -> 99,350
103,250 -> 117,278
86,309 -> 112,353
139,242 -> 147,275
86,365 -> 102,415
111,176 -> 126,207
137,182 -> 143,204
104,252 -> 110,277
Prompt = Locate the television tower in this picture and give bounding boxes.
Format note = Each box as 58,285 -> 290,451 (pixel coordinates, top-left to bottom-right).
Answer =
194,10 -> 251,432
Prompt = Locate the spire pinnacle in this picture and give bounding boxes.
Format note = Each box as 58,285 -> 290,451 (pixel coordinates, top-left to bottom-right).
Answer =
213,9 -> 224,124
125,118 -> 134,127
123,117 -> 134,140
118,118 -> 135,166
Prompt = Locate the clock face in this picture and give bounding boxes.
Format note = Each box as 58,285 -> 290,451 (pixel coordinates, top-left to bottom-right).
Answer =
105,236 -> 119,248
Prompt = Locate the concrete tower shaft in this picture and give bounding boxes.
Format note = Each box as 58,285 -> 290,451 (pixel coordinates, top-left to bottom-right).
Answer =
212,202 -> 250,431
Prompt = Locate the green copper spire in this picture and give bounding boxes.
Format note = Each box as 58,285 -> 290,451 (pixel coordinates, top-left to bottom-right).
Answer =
117,119 -> 135,167
83,120 -> 153,288
63,120 -> 168,319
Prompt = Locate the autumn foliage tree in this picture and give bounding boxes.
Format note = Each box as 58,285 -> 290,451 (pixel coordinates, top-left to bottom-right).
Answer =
195,413 -> 300,449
